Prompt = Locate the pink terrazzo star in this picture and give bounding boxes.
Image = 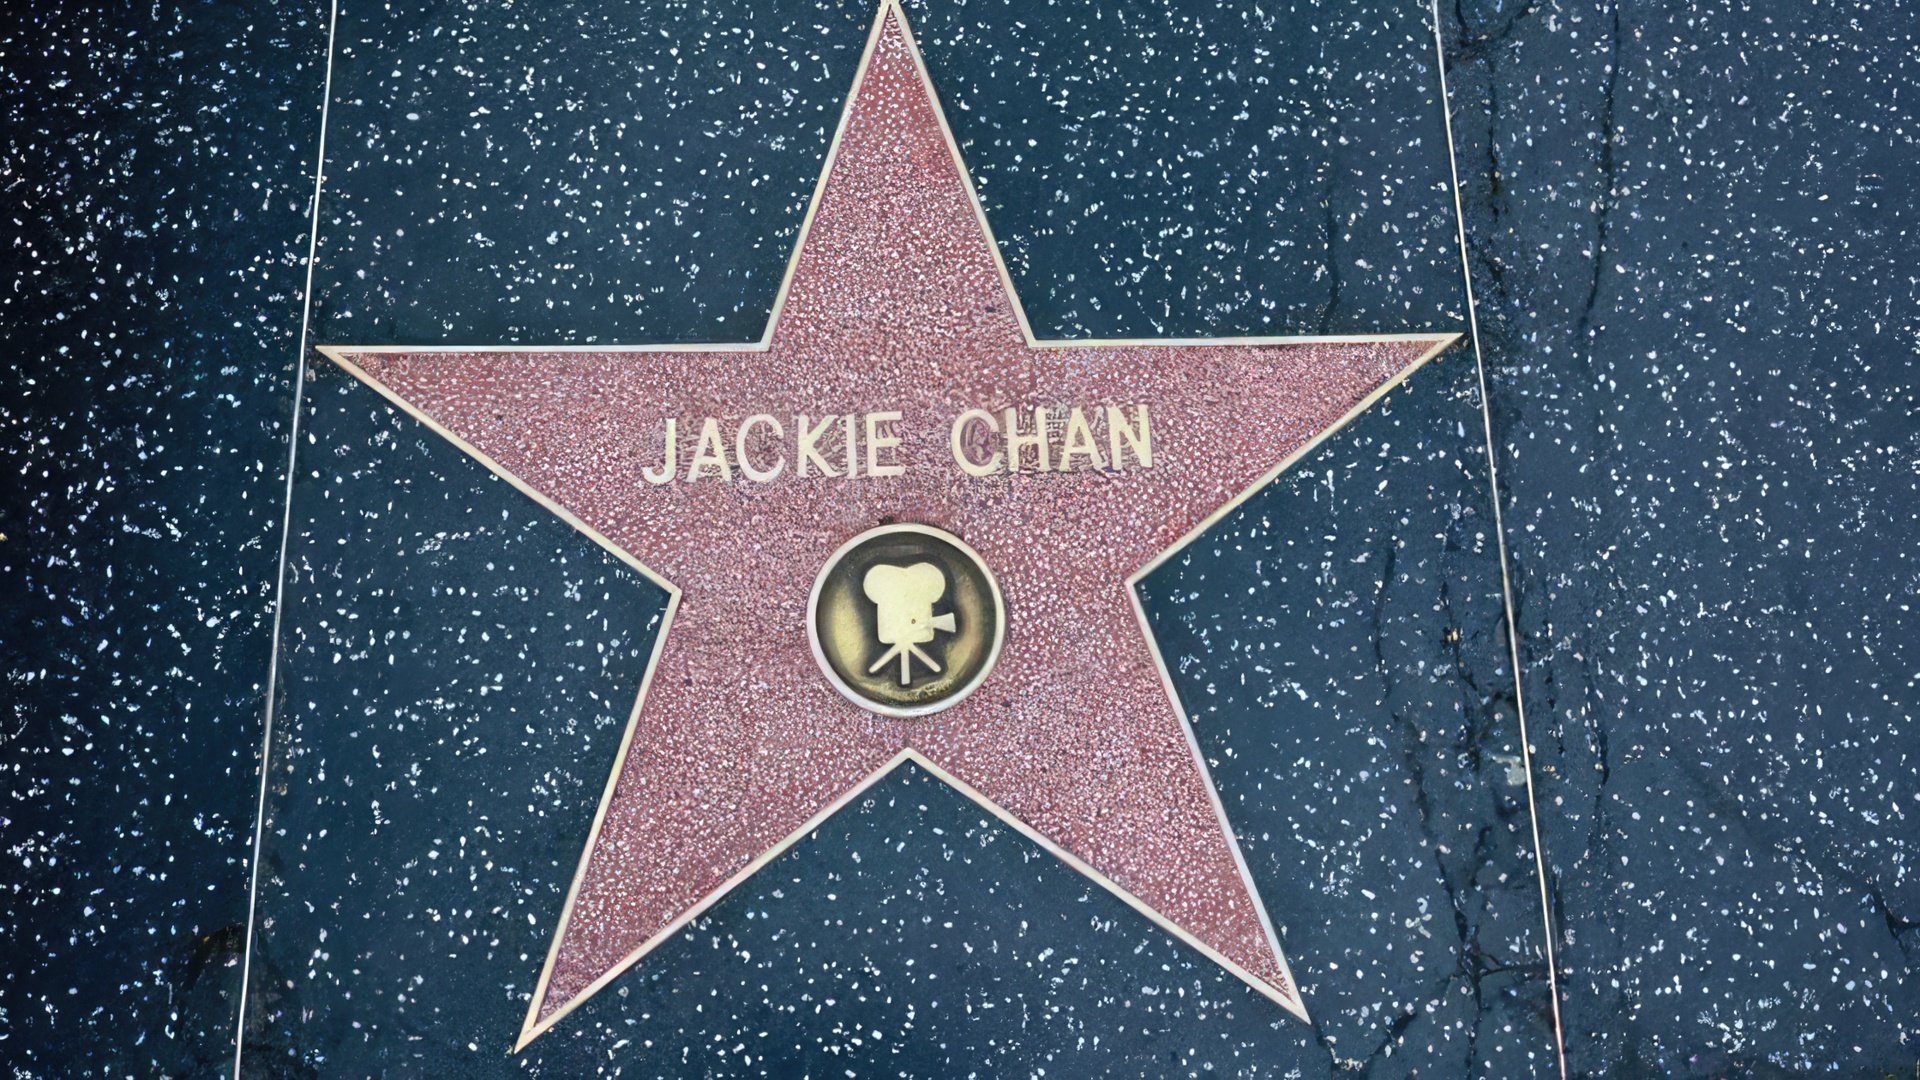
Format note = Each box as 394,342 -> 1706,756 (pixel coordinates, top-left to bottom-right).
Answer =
320,1 -> 1455,1049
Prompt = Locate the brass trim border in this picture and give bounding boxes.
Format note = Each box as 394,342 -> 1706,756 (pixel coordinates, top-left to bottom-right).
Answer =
234,2 -> 341,1078
1427,3 -> 1569,1076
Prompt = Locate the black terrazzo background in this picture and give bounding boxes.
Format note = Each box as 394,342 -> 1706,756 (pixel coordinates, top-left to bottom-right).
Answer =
4,0 -> 1916,1076
1440,0 -> 1920,1072
254,0 -> 1557,1072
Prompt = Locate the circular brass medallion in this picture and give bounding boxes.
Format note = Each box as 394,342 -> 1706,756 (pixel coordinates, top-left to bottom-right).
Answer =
807,523 -> 1004,718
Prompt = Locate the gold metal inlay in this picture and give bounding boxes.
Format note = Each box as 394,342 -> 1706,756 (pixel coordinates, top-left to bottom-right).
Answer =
807,523 -> 1004,717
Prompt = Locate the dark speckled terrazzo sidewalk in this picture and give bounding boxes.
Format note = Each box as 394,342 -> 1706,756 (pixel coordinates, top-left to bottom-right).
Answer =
1,3 -> 327,1076
1441,1 -> 1920,1071
1,1 -> 1913,1077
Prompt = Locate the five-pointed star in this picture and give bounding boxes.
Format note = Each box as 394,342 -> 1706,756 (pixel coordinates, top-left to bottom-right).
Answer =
320,1 -> 1455,1050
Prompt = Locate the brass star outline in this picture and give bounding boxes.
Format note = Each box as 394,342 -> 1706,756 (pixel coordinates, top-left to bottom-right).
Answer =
317,0 -> 1459,1050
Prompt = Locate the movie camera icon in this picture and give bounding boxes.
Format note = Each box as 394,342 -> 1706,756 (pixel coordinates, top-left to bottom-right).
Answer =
861,562 -> 957,685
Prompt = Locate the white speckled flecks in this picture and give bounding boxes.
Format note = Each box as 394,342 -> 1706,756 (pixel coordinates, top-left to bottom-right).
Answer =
340,8 -> 1438,1032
